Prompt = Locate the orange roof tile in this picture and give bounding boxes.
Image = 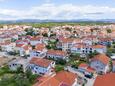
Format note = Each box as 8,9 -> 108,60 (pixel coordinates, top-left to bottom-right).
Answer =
79,63 -> 89,68
16,44 -> 24,47
47,50 -> 67,56
30,57 -> 53,68
92,45 -> 106,49
94,73 -> 115,86
34,71 -> 77,86
92,54 -> 109,64
30,36 -> 42,41
33,43 -> 46,51
61,38 -> 74,43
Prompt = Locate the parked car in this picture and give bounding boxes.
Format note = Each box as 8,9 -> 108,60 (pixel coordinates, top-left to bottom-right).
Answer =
84,74 -> 92,79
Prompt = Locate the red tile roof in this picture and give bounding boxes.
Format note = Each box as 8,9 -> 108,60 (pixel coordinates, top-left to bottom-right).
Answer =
61,38 -> 74,43
47,50 -> 67,57
92,54 -> 109,65
33,43 -> 46,51
30,36 -> 42,41
16,44 -> 24,47
94,73 -> 115,86
86,67 -> 95,73
92,45 -> 106,49
23,45 -> 31,50
30,57 -> 53,68
79,63 -> 89,68
34,71 -> 77,86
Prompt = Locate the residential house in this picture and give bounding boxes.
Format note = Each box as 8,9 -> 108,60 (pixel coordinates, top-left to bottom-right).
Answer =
92,45 -> 107,53
98,38 -> 113,46
71,44 -> 91,54
29,57 -> 55,75
0,42 -> 16,52
59,38 -> 75,51
30,43 -> 47,58
19,45 -> 32,57
78,63 -> 95,75
16,39 -> 29,45
47,50 -> 68,60
90,54 -> 110,73
94,73 -> 115,86
8,58 -> 29,72
34,71 -> 78,86
71,44 -> 106,54
30,36 -> 43,46
15,44 -> 25,53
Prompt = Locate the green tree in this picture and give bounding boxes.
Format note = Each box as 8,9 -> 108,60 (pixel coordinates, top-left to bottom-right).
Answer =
109,59 -> 113,72
25,28 -> 34,36
107,29 -> 112,33
55,65 -> 64,72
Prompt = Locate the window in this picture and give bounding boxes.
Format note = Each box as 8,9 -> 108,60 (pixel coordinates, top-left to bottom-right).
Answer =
20,65 -> 23,67
35,71 -> 37,73
90,48 -> 92,50
82,50 -> 84,53
77,48 -> 80,50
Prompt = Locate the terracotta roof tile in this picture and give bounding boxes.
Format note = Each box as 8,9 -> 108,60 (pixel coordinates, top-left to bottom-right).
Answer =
30,57 -> 53,68
94,73 -> 115,86
47,50 -> 67,57
34,71 -> 77,86
92,54 -> 109,64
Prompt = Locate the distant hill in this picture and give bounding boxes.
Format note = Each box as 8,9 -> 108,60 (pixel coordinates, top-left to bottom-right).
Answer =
0,19 -> 115,24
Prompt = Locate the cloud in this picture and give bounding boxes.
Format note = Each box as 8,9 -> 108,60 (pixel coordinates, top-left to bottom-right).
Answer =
0,3 -> 115,20
0,0 -> 4,1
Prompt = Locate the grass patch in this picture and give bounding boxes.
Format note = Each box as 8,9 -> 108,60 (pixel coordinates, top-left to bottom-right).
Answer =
55,65 -> 64,72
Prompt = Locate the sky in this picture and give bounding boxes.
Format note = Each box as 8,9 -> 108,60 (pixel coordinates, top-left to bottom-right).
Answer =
0,0 -> 115,20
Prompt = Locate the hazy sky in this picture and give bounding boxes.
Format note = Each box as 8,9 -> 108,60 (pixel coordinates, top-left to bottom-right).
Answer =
0,0 -> 115,20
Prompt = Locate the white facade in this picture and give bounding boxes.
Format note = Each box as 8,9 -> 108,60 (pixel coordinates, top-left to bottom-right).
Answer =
19,48 -> 30,57
30,40 -> 42,46
90,60 -> 107,73
94,48 -> 107,54
8,58 -> 29,72
1,43 -> 16,52
47,53 -> 68,60
29,61 -> 55,75
30,49 -> 47,58
71,46 -> 106,54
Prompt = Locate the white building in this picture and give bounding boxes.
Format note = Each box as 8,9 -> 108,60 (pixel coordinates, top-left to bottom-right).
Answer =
19,45 -> 32,57
47,50 -> 68,60
0,42 -> 16,52
8,58 -> 29,72
71,44 -> 107,54
30,36 -> 43,46
30,44 -> 47,58
29,57 -> 55,75
90,54 -> 110,73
